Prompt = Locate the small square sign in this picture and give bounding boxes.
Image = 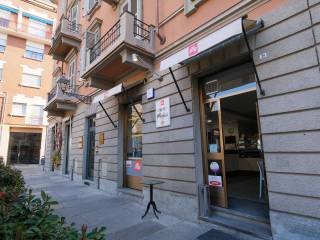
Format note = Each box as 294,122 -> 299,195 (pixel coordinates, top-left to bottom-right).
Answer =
147,88 -> 154,99
188,42 -> 198,57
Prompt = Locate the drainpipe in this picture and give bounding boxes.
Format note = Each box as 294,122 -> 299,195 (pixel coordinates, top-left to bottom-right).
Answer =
156,0 -> 166,45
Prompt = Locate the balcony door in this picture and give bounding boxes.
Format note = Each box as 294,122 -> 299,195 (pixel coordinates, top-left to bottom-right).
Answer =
68,58 -> 76,91
121,0 -> 143,20
69,2 -> 79,32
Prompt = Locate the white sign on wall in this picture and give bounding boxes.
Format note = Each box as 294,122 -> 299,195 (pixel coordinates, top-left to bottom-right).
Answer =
155,97 -> 170,128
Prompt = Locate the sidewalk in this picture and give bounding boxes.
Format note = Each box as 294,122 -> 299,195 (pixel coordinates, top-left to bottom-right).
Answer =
17,165 -> 213,240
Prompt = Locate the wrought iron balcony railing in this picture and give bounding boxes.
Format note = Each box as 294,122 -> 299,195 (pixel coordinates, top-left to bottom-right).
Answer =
48,85 -> 58,102
89,20 -> 121,63
47,76 -> 91,104
88,13 -> 154,64
52,17 -> 81,40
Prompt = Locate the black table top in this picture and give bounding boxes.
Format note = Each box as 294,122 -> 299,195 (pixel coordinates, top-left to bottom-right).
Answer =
141,179 -> 164,185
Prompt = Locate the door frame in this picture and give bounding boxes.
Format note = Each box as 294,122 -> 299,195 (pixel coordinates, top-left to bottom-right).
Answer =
63,121 -> 71,175
85,115 -> 96,180
199,90 -> 228,208
123,100 -> 143,191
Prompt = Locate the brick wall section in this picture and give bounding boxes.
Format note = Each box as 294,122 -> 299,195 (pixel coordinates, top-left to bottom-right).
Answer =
254,0 -> 320,239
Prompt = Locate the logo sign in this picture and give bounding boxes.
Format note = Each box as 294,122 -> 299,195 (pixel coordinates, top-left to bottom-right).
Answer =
155,97 -> 170,128
188,42 -> 198,57
133,160 -> 142,172
208,175 -> 223,187
208,160 -> 223,188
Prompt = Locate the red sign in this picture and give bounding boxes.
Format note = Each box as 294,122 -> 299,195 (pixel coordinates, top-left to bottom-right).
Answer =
133,160 -> 142,172
188,42 -> 198,57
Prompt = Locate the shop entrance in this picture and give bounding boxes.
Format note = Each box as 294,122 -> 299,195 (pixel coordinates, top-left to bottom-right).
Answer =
7,132 -> 42,164
124,101 -> 143,191
200,63 -> 269,221
86,116 -> 95,180
64,122 -> 70,175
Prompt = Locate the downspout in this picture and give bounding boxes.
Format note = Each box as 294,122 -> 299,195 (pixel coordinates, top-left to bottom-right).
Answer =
156,0 -> 166,45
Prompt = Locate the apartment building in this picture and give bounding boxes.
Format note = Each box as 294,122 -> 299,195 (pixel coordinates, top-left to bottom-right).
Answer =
45,0 -> 320,239
0,0 -> 56,165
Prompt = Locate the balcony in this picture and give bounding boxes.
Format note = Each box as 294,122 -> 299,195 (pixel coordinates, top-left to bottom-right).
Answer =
0,18 -> 52,41
49,17 -> 81,61
81,11 -> 155,90
44,76 -> 78,116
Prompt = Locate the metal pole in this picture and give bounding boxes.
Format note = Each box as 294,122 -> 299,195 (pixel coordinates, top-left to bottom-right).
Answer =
98,101 -> 117,128
122,85 -> 145,122
169,67 -> 190,112
241,17 -> 265,96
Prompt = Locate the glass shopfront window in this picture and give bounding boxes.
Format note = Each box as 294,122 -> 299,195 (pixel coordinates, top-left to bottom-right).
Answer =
125,101 -> 143,190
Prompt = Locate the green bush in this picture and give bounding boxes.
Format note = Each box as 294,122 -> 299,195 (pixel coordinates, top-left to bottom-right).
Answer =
0,164 -> 106,240
0,164 -> 25,194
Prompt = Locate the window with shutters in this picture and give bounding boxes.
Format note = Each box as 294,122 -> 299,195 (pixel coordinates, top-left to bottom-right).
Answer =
26,105 -> 44,125
28,19 -> 47,38
12,103 -> 27,116
21,73 -> 41,88
0,9 -> 10,28
0,34 -> 7,53
25,41 -> 44,61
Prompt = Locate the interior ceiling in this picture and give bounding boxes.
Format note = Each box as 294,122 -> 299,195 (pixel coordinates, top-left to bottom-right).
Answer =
221,91 -> 257,119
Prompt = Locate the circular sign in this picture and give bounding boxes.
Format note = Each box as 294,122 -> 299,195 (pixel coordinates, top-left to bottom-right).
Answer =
210,162 -> 220,172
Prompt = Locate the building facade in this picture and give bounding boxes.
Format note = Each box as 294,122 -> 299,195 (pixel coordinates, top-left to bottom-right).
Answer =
45,0 -> 320,239
0,0 -> 56,165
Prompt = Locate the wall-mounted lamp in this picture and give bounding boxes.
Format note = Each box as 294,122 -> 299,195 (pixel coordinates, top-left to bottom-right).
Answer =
131,53 -> 163,81
132,53 -> 139,62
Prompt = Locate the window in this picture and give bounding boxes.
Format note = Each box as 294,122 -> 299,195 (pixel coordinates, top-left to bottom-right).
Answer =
28,19 -> 47,38
25,42 -> 44,61
88,0 -> 97,11
27,105 -> 44,125
21,73 -> 41,88
68,58 -> 76,91
0,9 -> 10,28
0,67 -> 3,81
0,34 -> 6,53
69,2 -> 79,33
86,0 -> 99,14
0,60 -> 5,81
60,0 -> 67,16
70,3 -> 78,24
12,103 -> 27,116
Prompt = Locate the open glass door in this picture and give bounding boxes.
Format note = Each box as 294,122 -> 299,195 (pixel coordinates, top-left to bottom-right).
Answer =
201,97 -> 228,208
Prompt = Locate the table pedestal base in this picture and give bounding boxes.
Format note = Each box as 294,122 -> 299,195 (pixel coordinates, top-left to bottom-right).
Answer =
142,200 -> 161,219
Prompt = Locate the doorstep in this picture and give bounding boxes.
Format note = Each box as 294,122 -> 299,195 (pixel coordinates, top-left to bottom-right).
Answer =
199,207 -> 272,240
